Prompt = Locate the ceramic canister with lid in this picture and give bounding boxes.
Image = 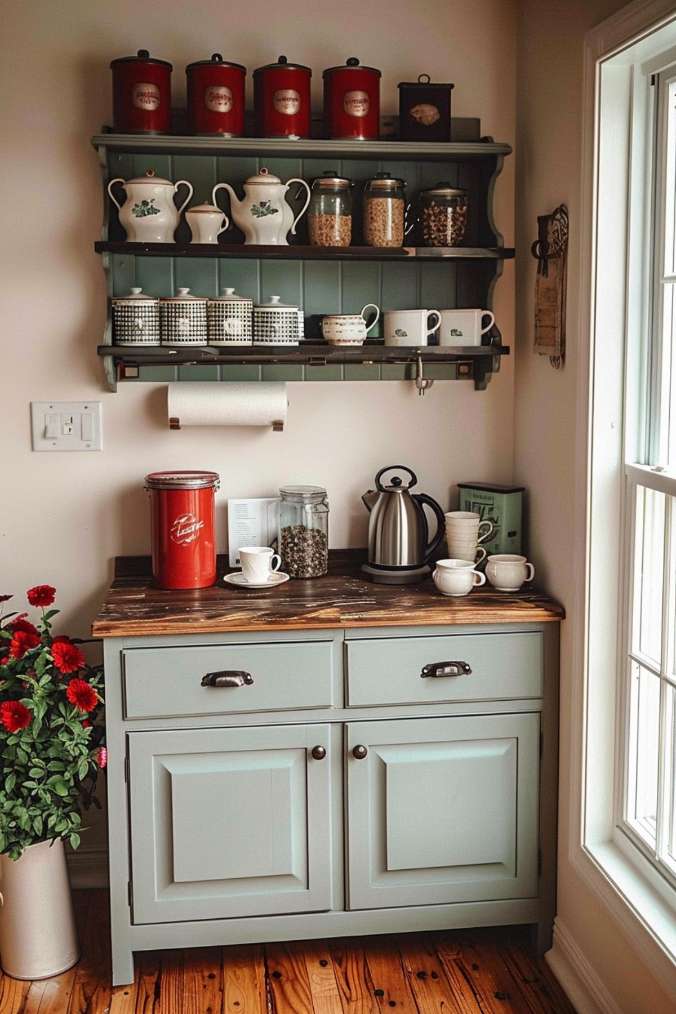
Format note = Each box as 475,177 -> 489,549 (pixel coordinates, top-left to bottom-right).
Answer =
253,295 -> 301,345
112,287 -> 160,346
110,50 -> 172,133
323,57 -> 380,140
398,73 -> 454,142
186,54 -> 246,136
145,471 -> 220,589
207,288 -> 253,346
253,55 -> 312,139
160,288 -> 208,345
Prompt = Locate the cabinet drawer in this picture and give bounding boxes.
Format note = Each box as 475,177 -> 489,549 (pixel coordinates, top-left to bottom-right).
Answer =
346,631 -> 542,706
122,640 -> 334,719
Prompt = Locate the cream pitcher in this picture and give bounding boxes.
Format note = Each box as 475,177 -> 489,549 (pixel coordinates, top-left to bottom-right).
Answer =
212,168 -> 311,245
107,169 -> 193,243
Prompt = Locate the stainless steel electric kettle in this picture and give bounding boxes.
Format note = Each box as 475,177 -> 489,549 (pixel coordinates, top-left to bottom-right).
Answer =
361,465 -> 446,584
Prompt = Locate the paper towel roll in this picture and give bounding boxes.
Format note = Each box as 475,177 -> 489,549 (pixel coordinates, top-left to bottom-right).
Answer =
167,383 -> 288,429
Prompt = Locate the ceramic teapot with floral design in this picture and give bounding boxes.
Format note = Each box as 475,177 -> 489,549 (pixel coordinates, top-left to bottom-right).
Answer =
212,168 -> 311,245
107,169 -> 193,243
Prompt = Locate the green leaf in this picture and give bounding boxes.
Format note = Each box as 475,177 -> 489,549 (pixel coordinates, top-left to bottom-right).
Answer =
68,832 -> 80,850
52,779 -> 68,797
5,772 -> 16,793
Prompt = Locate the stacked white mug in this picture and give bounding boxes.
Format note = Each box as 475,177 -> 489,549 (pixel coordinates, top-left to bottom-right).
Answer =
444,511 -> 495,566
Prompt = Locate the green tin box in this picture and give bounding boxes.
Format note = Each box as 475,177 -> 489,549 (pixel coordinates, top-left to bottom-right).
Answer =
457,482 -> 524,556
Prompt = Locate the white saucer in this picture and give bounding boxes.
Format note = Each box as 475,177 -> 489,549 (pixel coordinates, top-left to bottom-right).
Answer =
223,571 -> 290,590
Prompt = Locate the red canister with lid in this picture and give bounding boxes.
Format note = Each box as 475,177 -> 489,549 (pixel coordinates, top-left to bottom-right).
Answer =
186,54 -> 246,136
145,471 -> 219,589
110,50 -> 172,133
323,57 -> 380,140
253,55 -> 312,138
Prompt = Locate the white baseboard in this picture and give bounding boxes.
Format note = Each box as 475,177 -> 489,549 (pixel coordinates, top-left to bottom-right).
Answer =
67,845 -> 108,889
546,918 -> 622,1014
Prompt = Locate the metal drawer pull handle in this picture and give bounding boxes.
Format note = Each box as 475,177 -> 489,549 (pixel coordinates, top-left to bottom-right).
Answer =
352,745 -> 368,760
420,661 -> 472,678
201,670 -> 254,688
311,745 -> 326,760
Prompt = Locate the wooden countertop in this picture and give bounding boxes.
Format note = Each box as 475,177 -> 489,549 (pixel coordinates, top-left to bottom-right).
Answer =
92,552 -> 564,638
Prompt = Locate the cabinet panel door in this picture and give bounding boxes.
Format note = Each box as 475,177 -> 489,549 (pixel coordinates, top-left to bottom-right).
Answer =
346,714 -> 539,910
129,724 -> 332,924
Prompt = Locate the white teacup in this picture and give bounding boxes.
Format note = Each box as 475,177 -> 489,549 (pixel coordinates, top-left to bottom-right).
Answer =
321,303 -> 380,345
433,559 -> 487,597
239,546 -> 281,583
438,309 -> 495,346
445,537 -> 487,567
384,309 -> 441,347
485,554 -> 535,592
186,203 -> 230,244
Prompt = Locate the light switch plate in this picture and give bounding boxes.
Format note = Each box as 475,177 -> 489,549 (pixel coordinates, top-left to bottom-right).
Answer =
31,401 -> 103,452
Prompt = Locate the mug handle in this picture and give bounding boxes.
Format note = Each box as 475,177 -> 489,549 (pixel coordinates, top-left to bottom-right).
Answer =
475,546 -> 487,567
480,310 -> 496,335
426,310 -> 441,336
525,562 -> 535,582
271,553 -> 282,572
107,178 -> 125,212
472,571 -> 487,587
361,303 -> 380,333
174,180 -> 194,216
477,519 -> 495,544
218,213 -> 230,236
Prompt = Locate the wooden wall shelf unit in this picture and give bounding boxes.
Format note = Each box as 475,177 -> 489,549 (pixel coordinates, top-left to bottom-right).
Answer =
93,130 -> 513,392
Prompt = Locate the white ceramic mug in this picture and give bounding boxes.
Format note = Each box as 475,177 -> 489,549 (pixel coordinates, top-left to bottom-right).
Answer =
239,546 -> 282,583
321,303 -> 380,345
485,554 -> 535,592
438,308 -> 495,346
444,511 -> 494,542
433,559 -> 487,597
186,203 -> 230,244
384,309 -> 441,347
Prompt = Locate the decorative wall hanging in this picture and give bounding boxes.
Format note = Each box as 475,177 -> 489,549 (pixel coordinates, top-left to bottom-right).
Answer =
531,204 -> 568,368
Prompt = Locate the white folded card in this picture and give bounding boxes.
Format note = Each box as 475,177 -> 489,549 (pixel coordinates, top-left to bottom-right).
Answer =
227,498 -> 279,567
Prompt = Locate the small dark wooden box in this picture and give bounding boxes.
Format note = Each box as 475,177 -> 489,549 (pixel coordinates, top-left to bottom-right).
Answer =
398,75 -> 454,141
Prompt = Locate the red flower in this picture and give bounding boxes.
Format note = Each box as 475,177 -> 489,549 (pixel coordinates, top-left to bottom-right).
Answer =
82,718 -> 92,728
96,746 -> 107,769
9,629 -> 41,660
27,585 -> 56,608
52,639 -> 86,674
8,616 -> 40,639
0,655 -> 8,667
0,700 -> 32,733
66,678 -> 98,712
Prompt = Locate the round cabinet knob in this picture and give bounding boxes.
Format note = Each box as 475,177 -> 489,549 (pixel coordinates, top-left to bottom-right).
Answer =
311,745 -> 326,760
352,745 -> 368,760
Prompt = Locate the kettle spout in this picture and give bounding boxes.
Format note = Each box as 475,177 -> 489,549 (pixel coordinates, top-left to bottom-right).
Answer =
362,489 -> 378,512
212,181 -> 241,211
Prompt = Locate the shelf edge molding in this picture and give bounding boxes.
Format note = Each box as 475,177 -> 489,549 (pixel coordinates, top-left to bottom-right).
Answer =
94,241 -> 515,261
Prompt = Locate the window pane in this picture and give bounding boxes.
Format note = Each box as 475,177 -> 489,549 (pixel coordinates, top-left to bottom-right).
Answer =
632,486 -> 666,664
664,82 -> 676,277
627,662 -> 661,846
660,281 -> 675,467
665,687 -> 676,871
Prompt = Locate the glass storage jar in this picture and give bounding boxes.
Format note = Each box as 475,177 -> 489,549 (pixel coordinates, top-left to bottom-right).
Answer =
308,172 -> 353,247
363,172 -> 407,247
420,183 -> 468,246
278,485 -> 329,578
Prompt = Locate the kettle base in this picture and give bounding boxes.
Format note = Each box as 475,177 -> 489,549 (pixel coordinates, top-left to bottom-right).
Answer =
361,563 -> 431,585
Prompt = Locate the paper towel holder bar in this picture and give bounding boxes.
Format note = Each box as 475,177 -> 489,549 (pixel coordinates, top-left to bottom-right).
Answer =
168,416 -> 284,432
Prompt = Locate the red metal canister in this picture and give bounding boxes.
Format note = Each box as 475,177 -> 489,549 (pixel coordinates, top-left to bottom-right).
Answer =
145,471 -> 220,590
186,54 -> 246,136
253,55 -> 312,138
322,57 -> 380,140
110,50 -> 172,133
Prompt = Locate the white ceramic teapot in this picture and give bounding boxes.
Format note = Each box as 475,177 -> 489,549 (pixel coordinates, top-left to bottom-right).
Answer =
107,169 -> 193,243
212,168 -> 311,245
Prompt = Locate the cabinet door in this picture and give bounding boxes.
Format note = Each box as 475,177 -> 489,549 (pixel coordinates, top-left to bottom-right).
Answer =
128,724 -> 332,924
346,714 -> 539,910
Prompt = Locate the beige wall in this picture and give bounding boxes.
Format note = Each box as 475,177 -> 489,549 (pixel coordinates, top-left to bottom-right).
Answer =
515,1 -> 674,1009
0,0 -> 515,638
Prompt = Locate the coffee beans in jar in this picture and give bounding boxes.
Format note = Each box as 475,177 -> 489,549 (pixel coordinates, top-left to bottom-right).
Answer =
420,183 -> 468,247
278,485 -> 329,579
363,172 -> 407,247
308,172 -> 352,247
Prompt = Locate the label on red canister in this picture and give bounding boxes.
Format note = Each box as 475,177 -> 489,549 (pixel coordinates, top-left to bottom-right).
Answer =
273,88 -> 301,115
205,85 -> 233,112
344,90 -> 369,117
170,513 -> 205,546
133,82 -> 161,110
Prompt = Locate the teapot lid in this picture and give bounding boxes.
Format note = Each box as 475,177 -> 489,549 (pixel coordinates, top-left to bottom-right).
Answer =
118,168 -> 174,186
244,167 -> 282,185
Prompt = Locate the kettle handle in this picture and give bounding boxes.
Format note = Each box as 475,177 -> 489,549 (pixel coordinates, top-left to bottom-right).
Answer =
414,493 -> 446,563
375,464 -> 417,491
286,178 -> 312,236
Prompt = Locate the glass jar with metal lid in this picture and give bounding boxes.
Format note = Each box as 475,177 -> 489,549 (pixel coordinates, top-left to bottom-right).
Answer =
278,485 -> 329,578
363,172 -> 407,247
308,171 -> 353,247
420,183 -> 468,247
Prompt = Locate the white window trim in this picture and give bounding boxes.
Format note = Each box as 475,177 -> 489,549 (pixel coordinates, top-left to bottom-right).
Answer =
571,0 -> 676,996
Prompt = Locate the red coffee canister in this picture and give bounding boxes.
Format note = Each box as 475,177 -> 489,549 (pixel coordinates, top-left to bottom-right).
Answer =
253,55 -> 312,139
322,57 -> 380,140
186,53 -> 246,136
110,49 -> 172,133
145,471 -> 220,590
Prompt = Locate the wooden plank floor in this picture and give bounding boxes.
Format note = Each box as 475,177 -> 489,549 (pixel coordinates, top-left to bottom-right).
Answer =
1,891 -> 575,1014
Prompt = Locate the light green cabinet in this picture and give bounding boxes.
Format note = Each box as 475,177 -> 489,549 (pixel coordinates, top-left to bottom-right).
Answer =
346,714 -> 539,909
